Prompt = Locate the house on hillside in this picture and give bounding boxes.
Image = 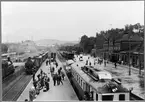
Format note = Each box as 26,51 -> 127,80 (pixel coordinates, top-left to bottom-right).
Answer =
21,40 -> 38,53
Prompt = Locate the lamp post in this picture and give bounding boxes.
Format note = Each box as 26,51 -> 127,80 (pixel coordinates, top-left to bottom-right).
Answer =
128,37 -> 131,76
128,29 -> 134,76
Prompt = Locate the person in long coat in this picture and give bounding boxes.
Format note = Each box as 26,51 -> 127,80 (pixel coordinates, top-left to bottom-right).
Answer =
44,77 -> 50,92
46,59 -> 49,66
53,73 -> 58,86
57,74 -> 63,85
29,86 -> 36,101
61,71 -> 65,80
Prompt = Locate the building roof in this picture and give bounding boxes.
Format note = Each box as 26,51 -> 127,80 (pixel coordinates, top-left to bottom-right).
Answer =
132,41 -> 144,54
121,34 -> 143,41
120,41 -> 144,54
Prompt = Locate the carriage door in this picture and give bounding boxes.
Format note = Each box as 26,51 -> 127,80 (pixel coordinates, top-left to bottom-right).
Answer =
86,84 -> 90,93
89,87 -> 94,100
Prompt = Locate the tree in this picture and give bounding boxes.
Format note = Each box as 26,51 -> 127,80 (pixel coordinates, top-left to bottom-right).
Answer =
80,35 -> 89,53
1,44 -> 8,54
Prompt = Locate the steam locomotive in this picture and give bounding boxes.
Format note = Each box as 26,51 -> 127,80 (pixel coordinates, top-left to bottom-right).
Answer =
2,59 -> 15,79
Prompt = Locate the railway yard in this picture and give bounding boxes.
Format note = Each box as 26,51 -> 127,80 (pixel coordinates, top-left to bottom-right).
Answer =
2,50 -> 144,101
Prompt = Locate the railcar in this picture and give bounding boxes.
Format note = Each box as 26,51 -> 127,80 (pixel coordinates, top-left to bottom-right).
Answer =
60,51 -> 74,60
42,53 -> 47,62
2,59 -> 15,79
67,61 -> 132,101
51,52 -> 56,62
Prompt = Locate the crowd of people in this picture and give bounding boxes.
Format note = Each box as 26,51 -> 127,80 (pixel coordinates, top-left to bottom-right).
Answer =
27,58 -> 65,101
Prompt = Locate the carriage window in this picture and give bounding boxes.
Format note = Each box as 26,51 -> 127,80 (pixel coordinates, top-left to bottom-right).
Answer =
119,94 -> 125,101
102,95 -> 114,101
86,68 -> 88,71
83,82 -> 85,91
81,80 -> 82,87
90,70 -> 93,74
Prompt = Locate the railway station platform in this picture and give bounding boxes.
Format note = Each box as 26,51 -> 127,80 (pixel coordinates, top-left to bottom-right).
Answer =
17,58 -> 78,101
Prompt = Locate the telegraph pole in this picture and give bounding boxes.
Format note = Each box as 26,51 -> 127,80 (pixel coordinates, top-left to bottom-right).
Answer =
128,29 -> 132,76
129,38 -> 131,75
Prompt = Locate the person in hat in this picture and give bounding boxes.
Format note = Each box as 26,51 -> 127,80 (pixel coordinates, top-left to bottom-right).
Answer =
44,76 -> 50,92
29,86 -> 36,101
7,57 -> 13,65
53,72 -> 58,86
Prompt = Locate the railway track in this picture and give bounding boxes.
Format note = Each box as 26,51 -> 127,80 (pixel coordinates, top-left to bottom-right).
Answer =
3,66 -> 24,84
2,73 -> 32,101
2,72 -> 14,83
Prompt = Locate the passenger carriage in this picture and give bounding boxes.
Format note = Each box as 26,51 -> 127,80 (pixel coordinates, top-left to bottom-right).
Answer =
33,56 -> 42,71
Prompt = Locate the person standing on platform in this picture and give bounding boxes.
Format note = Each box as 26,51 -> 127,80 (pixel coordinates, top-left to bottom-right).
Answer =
37,74 -> 41,81
86,60 -> 88,65
40,73 -> 45,90
57,74 -> 63,85
89,62 -> 91,66
56,62 -> 58,68
44,75 -> 50,92
58,67 -> 62,75
61,71 -> 65,80
33,78 -> 37,90
49,59 -> 51,65
29,86 -> 36,101
46,59 -> 49,66
53,73 -> 57,86
32,73 -> 35,82
40,69 -> 43,78
104,60 -> 106,67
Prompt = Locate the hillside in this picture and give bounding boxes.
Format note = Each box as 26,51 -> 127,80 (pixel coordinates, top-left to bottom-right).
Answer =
35,39 -> 78,46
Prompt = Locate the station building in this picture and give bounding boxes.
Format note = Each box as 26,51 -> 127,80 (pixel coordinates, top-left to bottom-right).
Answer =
103,33 -> 144,69
91,33 -> 144,69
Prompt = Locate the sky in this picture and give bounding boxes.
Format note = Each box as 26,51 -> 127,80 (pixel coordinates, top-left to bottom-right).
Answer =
1,1 -> 144,43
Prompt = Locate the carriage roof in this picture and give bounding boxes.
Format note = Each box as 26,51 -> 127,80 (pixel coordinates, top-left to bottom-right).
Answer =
71,62 -> 129,94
